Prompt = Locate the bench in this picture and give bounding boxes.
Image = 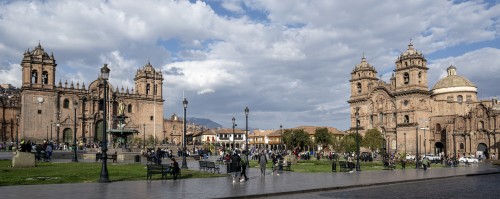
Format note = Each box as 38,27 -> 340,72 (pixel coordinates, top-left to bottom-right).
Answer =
339,161 -> 350,172
146,164 -> 171,180
283,162 -> 292,171
96,153 -> 118,163
199,161 -> 207,171
206,161 -> 220,173
216,157 -> 224,164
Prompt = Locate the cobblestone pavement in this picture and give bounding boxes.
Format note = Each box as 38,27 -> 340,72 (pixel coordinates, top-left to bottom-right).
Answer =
268,173 -> 500,199
1,153 -> 499,199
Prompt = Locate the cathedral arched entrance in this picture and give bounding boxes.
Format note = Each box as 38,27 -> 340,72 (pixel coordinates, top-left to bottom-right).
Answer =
435,142 -> 444,155
477,143 -> 488,159
62,128 -> 72,144
95,120 -> 103,142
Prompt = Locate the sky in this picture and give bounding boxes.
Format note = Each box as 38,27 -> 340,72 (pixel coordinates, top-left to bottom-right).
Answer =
1,0 -> 500,131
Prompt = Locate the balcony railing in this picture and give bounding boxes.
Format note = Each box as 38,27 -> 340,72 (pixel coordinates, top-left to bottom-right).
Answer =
219,137 -> 229,140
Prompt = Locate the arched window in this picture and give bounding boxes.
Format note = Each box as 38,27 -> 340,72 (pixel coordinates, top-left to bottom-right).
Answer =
357,83 -> 362,93
457,95 -> 463,103
146,83 -> 150,95
418,72 -> 422,84
403,73 -> 409,85
31,70 -> 38,84
128,104 -> 132,113
63,99 -> 70,108
154,84 -> 157,95
370,115 -> 373,126
404,115 -> 409,123
460,143 -> 464,150
379,112 -> 384,124
42,71 -> 49,84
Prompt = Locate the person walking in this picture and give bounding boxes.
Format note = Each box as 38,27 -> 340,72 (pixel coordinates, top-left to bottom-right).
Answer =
240,150 -> 249,181
258,151 -> 267,175
422,157 -> 429,171
230,150 -> 242,183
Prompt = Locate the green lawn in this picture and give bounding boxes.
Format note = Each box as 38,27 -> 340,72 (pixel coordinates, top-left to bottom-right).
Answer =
249,159 -> 449,172
0,160 -> 225,186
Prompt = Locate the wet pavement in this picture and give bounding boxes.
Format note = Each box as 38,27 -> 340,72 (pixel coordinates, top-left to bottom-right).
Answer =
1,152 -> 499,199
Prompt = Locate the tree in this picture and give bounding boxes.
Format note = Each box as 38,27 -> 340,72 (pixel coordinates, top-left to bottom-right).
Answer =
340,132 -> 363,153
314,127 -> 333,151
283,129 -> 311,150
362,128 -> 384,151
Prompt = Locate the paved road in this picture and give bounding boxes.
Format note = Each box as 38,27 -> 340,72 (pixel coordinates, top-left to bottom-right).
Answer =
269,173 -> 500,199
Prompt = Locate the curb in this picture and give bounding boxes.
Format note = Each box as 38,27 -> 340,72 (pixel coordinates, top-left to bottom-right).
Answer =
216,171 -> 500,199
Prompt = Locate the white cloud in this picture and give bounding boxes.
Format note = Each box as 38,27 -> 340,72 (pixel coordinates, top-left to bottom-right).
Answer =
0,0 -> 499,130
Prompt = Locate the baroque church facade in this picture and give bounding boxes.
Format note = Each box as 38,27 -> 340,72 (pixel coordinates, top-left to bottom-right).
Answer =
19,43 -> 164,144
349,42 -> 500,159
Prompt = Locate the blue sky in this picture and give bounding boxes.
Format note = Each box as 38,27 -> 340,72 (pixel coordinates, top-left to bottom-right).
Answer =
0,0 -> 499,131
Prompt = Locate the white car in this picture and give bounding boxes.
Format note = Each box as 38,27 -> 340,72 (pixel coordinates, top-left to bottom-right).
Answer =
423,154 -> 441,161
459,157 -> 478,163
405,154 -> 416,160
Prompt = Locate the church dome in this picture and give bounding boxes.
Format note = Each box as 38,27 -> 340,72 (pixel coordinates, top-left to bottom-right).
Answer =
432,65 -> 477,94
30,43 -> 50,58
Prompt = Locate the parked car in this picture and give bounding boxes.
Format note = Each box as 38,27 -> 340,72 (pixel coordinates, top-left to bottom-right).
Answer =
423,154 -> 441,162
459,157 -> 478,163
405,154 -> 416,161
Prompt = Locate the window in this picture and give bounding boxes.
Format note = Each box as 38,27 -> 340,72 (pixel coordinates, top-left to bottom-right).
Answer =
154,84 -> 157,95
447,96 -> 454,102
403,73 -> 409,85
466,95 -> 472,102
63,99 -> 70,108
460,143 -> 464,150
31,70 -> 38,84
146,83 -> 150,95
404,115 -> 409,123
457,95 -> 463,103
42,71 -> 48,84
38,110 -> 42,114
418,72 -> 422,84
370,115 -> 373,126
393,113 -> 397,122
127,104 -> 132,113
357,83 -> 362,93
150,116 -> 153,121
403,100 -> 409,106
379,112 -> 383,124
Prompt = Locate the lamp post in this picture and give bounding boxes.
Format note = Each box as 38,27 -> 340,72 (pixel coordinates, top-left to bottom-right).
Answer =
404,132 -> 406,154
99,64 -> 110,183
15,113 -> 19,150
232,117 -> 236,150
72,99 -> 78,162
244,107 -> 249,153
143,124 -> 146,149
50,120 -> 53,141
355,107 -> 361,171
46,126 -> 49,142
280,124 -> 283,150
182,98 -> 188,169
415,126 -> 419,169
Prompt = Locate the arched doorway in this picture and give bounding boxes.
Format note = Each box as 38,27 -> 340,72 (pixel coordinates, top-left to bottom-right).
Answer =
477,143 -> 488,159
63,128 -> 72,144
95,120 -> 103,142
435,142 -> 444,155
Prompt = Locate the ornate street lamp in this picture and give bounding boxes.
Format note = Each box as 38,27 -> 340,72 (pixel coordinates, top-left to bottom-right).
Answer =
99,64 -> 110,183
415,126 -> 419,169
72,99 -> 78,162
355,107 -> 361,171
182,98 -> 188,169
280,124 -> 283,150
245,107 -> 249,151
232,117 -> 236,150
16,113 -> 19,150
244,107 -> 249,163
143,124 -> 146,149
50,120 -> 53,141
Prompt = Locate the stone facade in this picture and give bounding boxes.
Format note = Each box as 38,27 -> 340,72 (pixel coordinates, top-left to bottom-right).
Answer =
349,42 -> 500,159
18,44 -> 164,145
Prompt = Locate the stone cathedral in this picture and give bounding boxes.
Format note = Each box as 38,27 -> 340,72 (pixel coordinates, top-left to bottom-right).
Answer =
349,42 -> 500,159
19,43 -> 164,145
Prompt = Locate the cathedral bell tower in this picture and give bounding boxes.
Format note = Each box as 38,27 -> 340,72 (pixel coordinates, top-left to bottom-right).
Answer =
394,42 -> 428,92
21,43 -> 57,89
134,62 -> 163,99
349,55 -> 379,98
